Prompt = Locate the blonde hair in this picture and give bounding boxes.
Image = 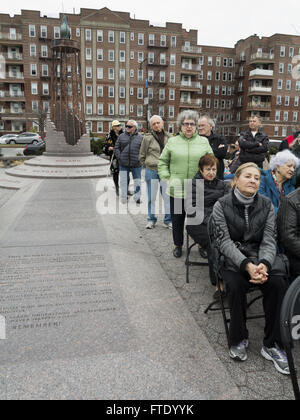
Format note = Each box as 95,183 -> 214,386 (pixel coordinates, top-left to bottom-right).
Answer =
232,162 -> 260,188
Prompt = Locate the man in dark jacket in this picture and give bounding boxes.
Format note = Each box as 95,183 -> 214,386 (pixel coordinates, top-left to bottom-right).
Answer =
238,116 -> 269,168
198,116 -> 227,179
114,120 -> 143,204
277,187 -> 300,281
103,120 -> 123,195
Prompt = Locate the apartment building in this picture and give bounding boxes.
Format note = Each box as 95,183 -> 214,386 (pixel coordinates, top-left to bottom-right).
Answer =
0,8 -> 300,141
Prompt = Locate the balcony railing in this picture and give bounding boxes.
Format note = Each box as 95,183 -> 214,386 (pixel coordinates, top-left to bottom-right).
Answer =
250,53 -> 274,61
0,33 -> 22,41
249,69 -> 274,78
182,46 -> 202,54
5,72 -> 24,79
180,81 -> 201,88
1,52 -> 23,60
181,64 -> 202,72
180,99 -> 202,106
0,91 -> 25,98
247,102 -> 271,109
249,86 -> 272,93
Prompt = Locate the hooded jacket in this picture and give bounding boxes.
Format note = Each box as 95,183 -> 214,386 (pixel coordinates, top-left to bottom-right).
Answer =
158,131 -> 213,198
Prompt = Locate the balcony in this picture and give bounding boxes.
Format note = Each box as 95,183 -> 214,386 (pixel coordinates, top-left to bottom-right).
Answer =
250,53 -> 274,63
3,72 -> 24,80
0,52 -> 23,61
180,99 -> 202,108
247,102 -> 271,111
248,86 -> 272,95
249,69 -> 274,78
182,46 -> 202,56
181,64 -> 202,74
180,81 -> 201,91
0,33 -> 22,43
0,91 -> 25,100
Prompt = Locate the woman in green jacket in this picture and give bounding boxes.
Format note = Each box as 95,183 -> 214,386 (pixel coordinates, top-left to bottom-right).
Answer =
158,110 -> 213,258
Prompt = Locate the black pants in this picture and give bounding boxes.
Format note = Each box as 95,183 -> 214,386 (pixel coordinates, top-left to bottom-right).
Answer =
170,197 -> 186,247
186,223 -> 216,285
289,255 -> 300,282
222,270 -> 287,347
112,171 -> 119,190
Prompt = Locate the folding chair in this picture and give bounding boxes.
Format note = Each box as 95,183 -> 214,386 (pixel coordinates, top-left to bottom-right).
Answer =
280,275 -> 300,400
204,215 -> 264,348
185,229 -> 208,284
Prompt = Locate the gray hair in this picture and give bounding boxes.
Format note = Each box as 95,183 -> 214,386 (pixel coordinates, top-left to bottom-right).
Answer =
127,119 -> 138,128
149,115 -> 163,125
270,149 -> 300,171
199,115 -> 215,129
177,110 -> 199,129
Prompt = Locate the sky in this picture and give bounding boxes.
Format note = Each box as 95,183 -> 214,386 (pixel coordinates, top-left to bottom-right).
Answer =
1,0 -> 300,47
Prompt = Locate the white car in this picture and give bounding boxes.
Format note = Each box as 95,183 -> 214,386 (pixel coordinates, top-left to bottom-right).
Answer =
0,134 -> 18,144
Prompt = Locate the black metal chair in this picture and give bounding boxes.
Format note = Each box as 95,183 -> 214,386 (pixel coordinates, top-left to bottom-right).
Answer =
204,215 -> 264,347
280,275 -> 300,400
185,229 -> 208,284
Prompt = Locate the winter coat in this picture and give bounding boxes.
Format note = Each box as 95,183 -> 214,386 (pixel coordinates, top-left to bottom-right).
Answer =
114,130 -> 142,168
139,130 -> 171,172
157,131 -> 213,198
103,129 -> 123,157
258,169 -> 295,213
238,129 -> 269,165
212,191 -> 276,273
203,132 -> 227,179
277,187 -> 300,259
187,171 -> 229,224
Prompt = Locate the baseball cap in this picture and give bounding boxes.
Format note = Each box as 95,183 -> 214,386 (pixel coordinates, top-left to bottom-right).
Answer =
112,120 -> 121,127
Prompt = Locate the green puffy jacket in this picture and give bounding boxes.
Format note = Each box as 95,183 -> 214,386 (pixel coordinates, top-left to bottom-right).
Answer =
158,131 -> 213,198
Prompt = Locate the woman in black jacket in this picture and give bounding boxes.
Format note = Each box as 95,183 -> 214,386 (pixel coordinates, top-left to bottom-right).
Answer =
186,154 -> 228,291
103,120 -> 123,195
212,162 -> 289,374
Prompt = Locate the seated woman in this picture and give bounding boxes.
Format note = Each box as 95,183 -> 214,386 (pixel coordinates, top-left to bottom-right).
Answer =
212,163 -> 289,374
259,149 -> 299,213
186,154 -> 228,295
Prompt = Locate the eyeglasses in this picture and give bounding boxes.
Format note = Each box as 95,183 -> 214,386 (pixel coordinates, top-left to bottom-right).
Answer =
182,122 -> 196,127
126,125 -> 134,129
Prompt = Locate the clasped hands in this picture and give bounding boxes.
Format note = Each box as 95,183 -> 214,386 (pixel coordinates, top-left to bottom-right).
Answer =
246,262 -> 269,285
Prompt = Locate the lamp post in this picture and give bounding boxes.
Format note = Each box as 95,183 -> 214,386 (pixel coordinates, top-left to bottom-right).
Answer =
139,58 -> 149,132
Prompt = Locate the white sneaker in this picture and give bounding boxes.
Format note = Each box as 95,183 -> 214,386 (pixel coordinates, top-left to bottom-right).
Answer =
164,222 -> 172,230
146,221 -> 156,229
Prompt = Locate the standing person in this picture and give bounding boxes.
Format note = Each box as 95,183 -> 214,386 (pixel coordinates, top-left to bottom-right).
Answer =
158,110 -> 213,258
103,120 -> 123,195
114,120 -> 142,204
212,163 -> 289,374
198,116 -> 227,179
259,150 -> 299,213
277,187 -> 300,282
139,115 -> 172,229
238,116 -> 269,168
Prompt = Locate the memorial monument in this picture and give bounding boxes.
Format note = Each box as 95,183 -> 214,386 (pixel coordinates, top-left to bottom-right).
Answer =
5,16 -> 108,179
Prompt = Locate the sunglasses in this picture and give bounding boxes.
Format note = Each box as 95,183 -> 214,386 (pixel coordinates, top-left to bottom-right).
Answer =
126,125 -> 134,129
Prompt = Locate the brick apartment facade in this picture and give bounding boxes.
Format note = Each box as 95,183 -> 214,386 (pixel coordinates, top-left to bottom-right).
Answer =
0,7 -> 300,141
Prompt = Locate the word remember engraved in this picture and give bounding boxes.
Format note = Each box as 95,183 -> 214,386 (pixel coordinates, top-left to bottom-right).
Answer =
0,315 -> 6,340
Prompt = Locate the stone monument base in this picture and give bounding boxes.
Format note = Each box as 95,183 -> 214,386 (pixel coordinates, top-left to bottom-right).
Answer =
5,155 -> 109,179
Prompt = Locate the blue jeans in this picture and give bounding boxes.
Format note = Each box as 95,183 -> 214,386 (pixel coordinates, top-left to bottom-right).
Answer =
145,168 -> 171,224
119,166 -> 142,201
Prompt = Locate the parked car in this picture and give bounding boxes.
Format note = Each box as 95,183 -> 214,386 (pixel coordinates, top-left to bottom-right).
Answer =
7,132 -> 41,144
0,134 -> 18,144
23,140 -> 45,156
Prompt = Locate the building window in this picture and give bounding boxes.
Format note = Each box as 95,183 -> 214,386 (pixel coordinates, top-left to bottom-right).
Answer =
30,63 -> 37,76
149,34 -> 155,46
160,35 -> 167,47
280,46 -> 286,57
275,111 -> 281,121
86,85 -> 92,97
137,88 -> 143,99
97,30 -> 103,42
286,80 -> 291,90
108,86 -> 114,98
120,69 -> 126,81
97,68 -> 103,79
29,25 -> 36,37
170,54 -> 176,66
41,45 -> 48,57
295,96 -> 299,106
159,106 -> 165,118
169,106 -> 174,118
32,101 -> 38,112
208,57 -> 213,66
54,27 -> 60,39
31,82 -> 38,94
283,111 -> 289,122
97,122 -> 103,133
289,47 -> 294,58
159,89 -> 165,100
170,72 -> 175,84
97,85 -> 103,98
138,70 -> 143,82
108,104 -> 114,115
171,36 -> 176,48
276,95 -> 282,105
207,71 -> 212,81
97,104 -> 103,115
108,50 -> 114,61
30,44 -> 36,57
137,105 -> 143,117
76,28 -> 80,37
160,71 -> 166,83
40,26 -> 47,38
277,79 -> 283,90
138,33 -> 144,45
285,96 -> 290,106
120,32 -> 126,44
120,50 -> 125,62
169,89 -> 175,100
108,68 -> 114,80
42,83 -> 49,95
86,48 -> 92,60
148,52 -> 154,64
108,31 -> 114,43
86,103 -> 92,115
85,29 -> 91,41
293,111 -> 298,122
119,87 -> 125,98
86,67 -> 92,78
119,104 -> 126,115
97,49 -> 103,61
206,99 -> 211,109
274,126 -> 279,136
279,63 -> 284,74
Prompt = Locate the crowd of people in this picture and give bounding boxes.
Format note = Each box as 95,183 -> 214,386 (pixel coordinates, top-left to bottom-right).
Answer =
103,111 -> 300,377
